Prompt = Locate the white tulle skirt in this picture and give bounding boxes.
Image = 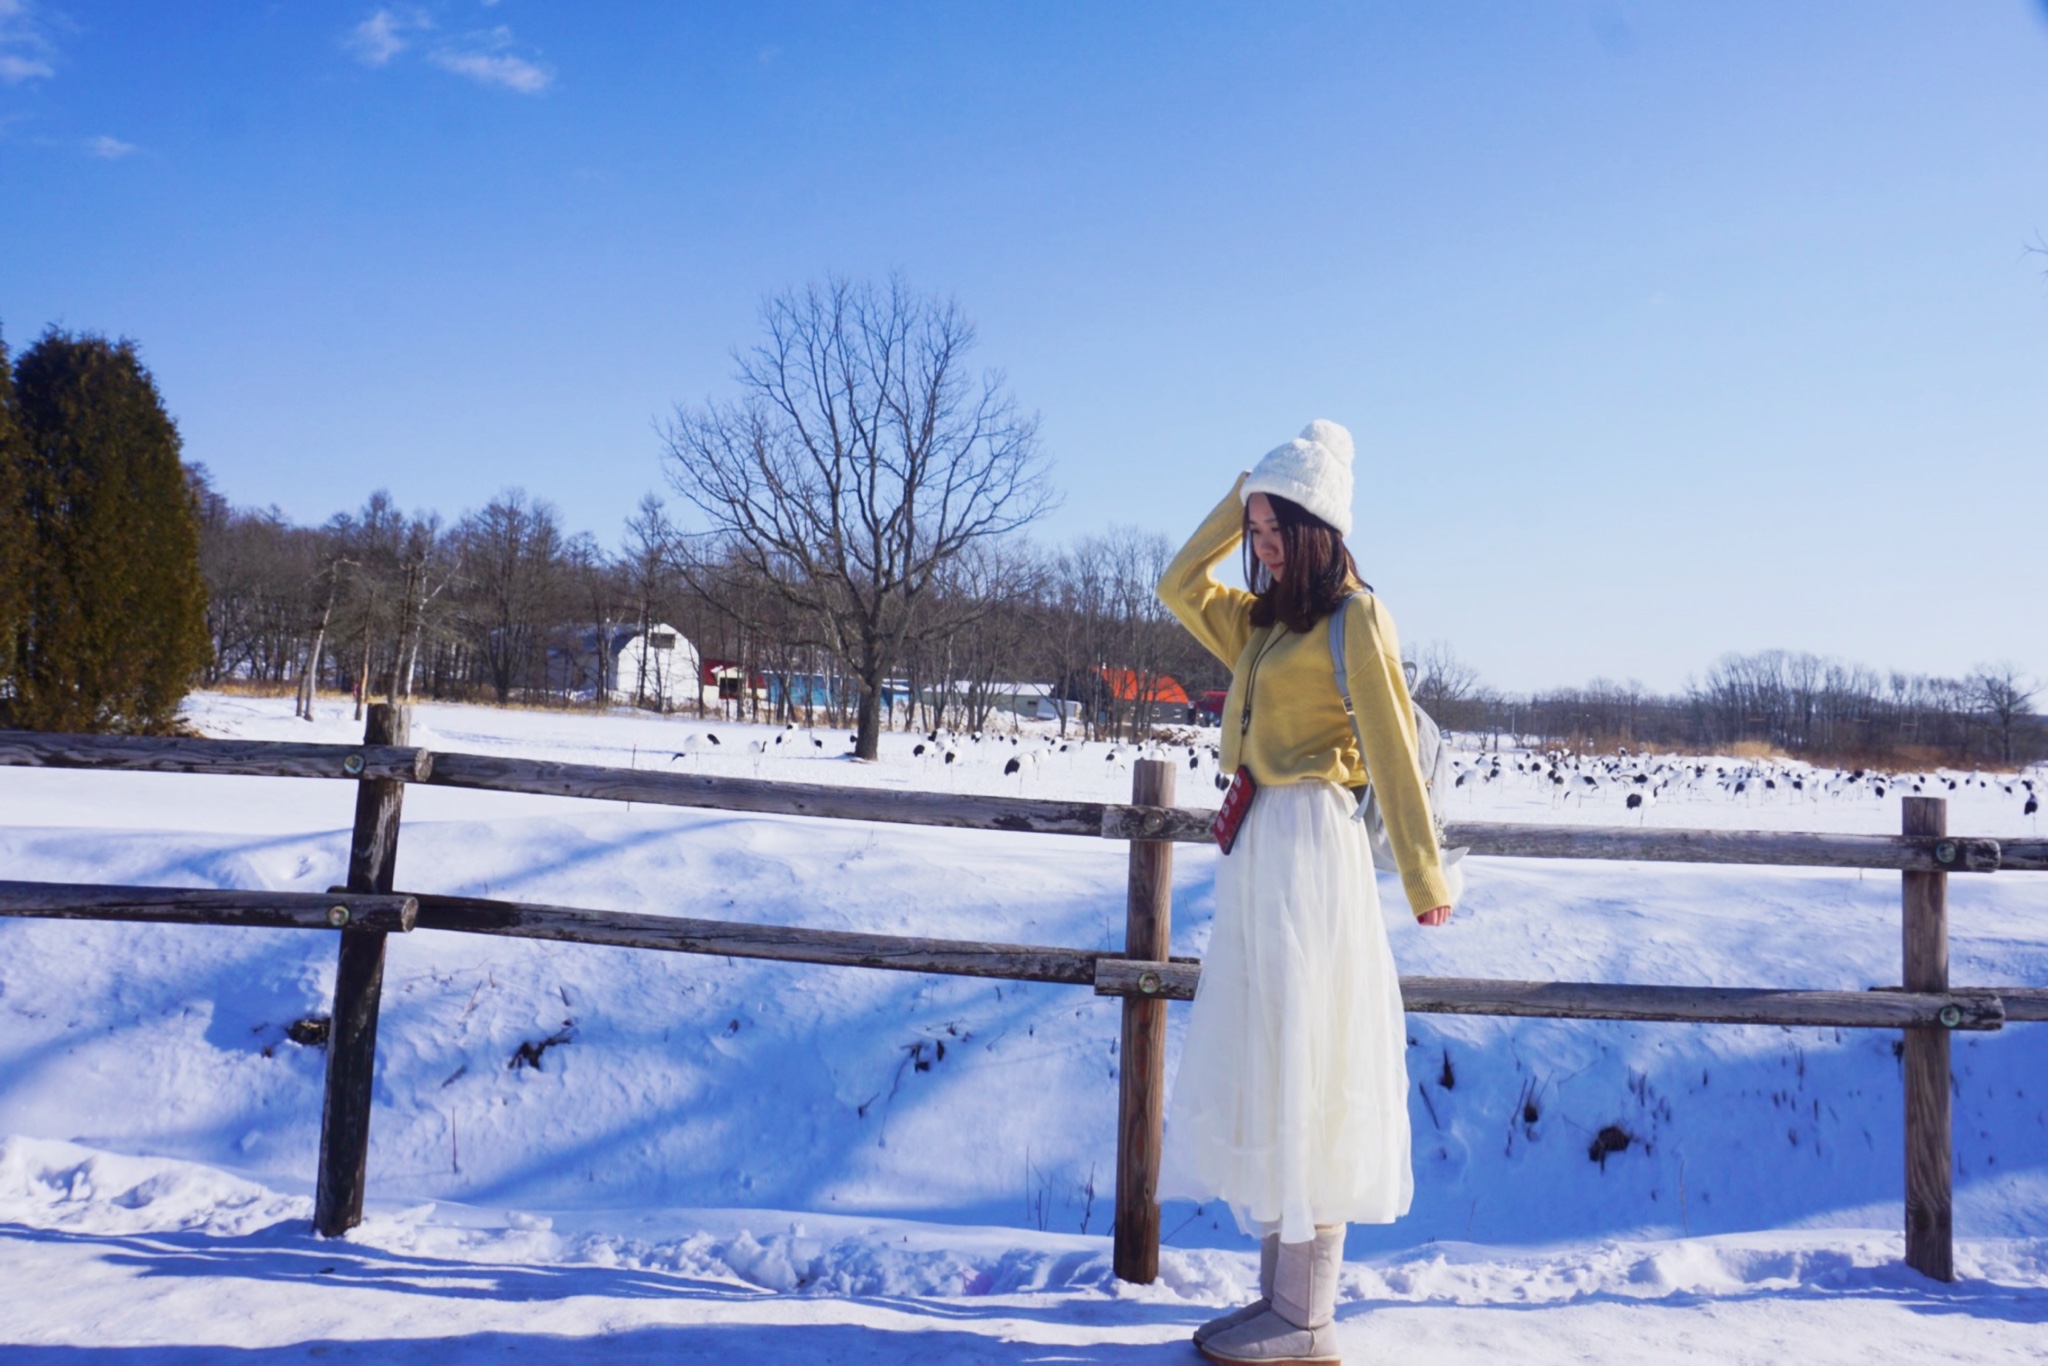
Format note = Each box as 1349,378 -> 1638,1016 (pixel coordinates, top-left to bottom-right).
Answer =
1158,780 -> 1414,1244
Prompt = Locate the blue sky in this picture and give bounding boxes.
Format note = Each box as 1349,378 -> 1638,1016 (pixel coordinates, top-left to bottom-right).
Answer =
4,2 -> 2045,693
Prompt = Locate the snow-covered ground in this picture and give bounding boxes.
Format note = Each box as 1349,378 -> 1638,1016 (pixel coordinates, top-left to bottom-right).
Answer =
2,692 -> 2044,1361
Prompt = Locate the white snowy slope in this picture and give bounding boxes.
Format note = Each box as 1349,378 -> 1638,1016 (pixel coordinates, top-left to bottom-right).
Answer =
0,692 -> 2043,1362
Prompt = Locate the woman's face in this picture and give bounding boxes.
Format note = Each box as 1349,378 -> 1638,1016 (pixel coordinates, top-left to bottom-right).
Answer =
1246,493 -> 1286,583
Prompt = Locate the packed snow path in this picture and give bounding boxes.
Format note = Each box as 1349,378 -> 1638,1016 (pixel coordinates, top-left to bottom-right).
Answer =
1,693 -> 2044,1361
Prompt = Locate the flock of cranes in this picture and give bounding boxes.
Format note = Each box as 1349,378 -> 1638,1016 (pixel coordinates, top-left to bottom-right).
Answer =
1446,748 -> 2040,819
667,721 -> 2043,824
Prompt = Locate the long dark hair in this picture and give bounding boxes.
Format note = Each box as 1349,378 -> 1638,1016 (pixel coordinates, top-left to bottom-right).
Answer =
1244,493 -> 1367,634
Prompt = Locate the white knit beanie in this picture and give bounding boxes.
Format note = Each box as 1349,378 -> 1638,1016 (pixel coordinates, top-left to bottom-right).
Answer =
1241,419 -> 1355,538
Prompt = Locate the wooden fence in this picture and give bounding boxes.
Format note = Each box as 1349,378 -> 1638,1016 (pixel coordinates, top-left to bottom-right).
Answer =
2,708 -> 2044,1285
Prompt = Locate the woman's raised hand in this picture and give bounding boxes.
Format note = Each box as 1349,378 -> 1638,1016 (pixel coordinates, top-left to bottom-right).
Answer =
1415,905 -> 1452,927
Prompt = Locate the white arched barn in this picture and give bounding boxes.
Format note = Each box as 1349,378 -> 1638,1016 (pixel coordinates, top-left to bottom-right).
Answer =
549,623 -> 701,710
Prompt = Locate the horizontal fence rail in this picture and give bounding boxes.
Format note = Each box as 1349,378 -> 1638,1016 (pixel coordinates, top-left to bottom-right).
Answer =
410,891 -> 1116,984
2,720 -> 2043,1287
392,894 -> 2038,1031
0,731 -> 434,783
5,876 -> 2033,1026
1092,957 -> 2019,1028
0,880 -> 419,932
2001,987 -> 2048,1021
3,729 -> 2042,871
1441,823 -> 2020,873
1875,984 -> 2048,1023
425,751 -> 1112,838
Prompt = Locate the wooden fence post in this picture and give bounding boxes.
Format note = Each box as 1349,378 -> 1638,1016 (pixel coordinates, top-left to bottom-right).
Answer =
1114,758 -> 1174,1284
314,703 -> 409,1238
1901,795 -> 1953,1281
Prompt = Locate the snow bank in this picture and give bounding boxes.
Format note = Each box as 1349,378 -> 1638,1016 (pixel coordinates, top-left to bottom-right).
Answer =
8,1132 -> 2043,1307
0,1134 -> 310,1237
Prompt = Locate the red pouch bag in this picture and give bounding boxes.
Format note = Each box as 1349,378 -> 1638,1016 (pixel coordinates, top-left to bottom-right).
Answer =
1212,765 -> 1258,854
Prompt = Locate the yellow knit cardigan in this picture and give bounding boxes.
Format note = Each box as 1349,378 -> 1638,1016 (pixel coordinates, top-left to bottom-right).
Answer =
1156,477 -> 1453,917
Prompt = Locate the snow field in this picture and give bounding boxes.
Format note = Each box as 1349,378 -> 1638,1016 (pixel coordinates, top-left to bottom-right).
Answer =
0,692 -> 2044,1360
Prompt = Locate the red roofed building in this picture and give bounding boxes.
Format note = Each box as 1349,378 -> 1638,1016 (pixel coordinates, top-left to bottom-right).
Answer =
1097,668 -> 1192,725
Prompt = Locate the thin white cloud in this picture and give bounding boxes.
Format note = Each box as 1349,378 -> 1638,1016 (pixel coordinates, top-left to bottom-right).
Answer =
430,27 -> 551,93
86,134 -> 136,159
348,8 -> 430,68
350,10 -> 552,95
431,48 -> 550,93
0,52 -> 51,82
0,0 -> 55,83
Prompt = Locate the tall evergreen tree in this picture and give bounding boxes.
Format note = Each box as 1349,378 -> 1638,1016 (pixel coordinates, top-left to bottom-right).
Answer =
8,330 -> 211,732
0,332 -> 28,690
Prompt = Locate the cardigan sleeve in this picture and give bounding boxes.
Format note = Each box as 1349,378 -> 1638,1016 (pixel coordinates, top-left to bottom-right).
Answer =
1342,594 -> 1453,917
1155,476 -> 1255,668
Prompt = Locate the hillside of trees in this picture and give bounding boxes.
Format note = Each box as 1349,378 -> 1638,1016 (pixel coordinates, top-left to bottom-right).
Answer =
186,476 -> 2044,768
1411,647 -> 2043,769
194,477 -> 1226,743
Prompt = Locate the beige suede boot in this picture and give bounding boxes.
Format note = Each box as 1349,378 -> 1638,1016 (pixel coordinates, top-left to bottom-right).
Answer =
1199,1224 -> 1343,1365
1192,1234 -> 1278,1349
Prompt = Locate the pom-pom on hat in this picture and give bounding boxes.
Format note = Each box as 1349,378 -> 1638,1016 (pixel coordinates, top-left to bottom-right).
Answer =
1241,419 -> 1355,538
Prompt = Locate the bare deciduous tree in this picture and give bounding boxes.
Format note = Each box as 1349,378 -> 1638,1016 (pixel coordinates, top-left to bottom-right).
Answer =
1408,641 -> 1483,723
906,537 -> 1043,734
621,494 -> 683,710
661,277 -> 1055,759
455,489 -> 567,704
1969,661 -> 2037,765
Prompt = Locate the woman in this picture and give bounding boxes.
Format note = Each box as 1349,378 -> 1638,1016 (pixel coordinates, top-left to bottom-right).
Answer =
1155,420 -> 1453,1366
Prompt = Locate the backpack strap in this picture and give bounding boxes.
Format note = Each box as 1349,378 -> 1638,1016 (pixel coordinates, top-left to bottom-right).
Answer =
1327,592 -> 1356,719
1327,593 -> 1373,824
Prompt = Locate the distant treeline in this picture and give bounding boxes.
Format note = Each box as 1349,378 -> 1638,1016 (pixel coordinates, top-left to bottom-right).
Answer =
196,482 -> 1228,742
1411,647 -> 2043,769
198,477 -> 2042,768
